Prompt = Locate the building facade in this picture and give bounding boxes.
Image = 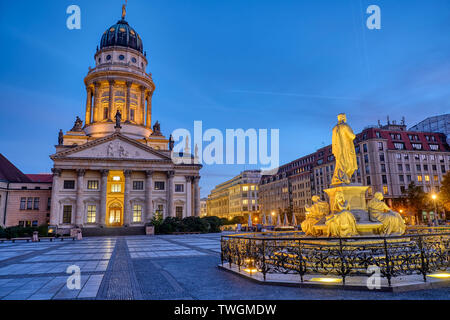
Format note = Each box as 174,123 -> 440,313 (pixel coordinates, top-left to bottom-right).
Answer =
0,154 -> 52,228
207,170 -> 261,219
259,118 -> 450,222
49,11 -> 202,232
200,198 -> 207,217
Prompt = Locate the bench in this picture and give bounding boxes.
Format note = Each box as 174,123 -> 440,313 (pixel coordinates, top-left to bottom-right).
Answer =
39,237 -> 56,242
0,238 -> 10,243
58,236 -> 76,241
11,237 -> 32,243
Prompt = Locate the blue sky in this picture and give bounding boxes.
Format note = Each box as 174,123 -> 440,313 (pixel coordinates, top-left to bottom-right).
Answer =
0,0 -> 449,197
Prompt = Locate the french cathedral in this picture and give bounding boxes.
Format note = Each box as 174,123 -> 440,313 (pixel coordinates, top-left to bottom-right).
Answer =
49,9 -> 202,233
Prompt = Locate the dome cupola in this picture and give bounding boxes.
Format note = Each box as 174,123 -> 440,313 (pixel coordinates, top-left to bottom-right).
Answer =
100,19 -> 143,53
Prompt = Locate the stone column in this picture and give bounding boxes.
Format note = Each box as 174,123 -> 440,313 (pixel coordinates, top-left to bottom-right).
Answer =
75,169 -> 85,226
185,176 -> 192,217
123,170 -> 132,225
49,168 -> 62,225
193,176 -> 201,217
146,91 -> 153,129
140,86 -> 146,126
85,87 -> 92,125
99,169 -> 109,226
108,80 -> 115,121
145,170 -> 153,221
166,171 -> 175,217
125,81 -> 132,122
93,82 -> 101,123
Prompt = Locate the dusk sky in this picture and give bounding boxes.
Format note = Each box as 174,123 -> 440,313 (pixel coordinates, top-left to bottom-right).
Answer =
0,0 -> 449,197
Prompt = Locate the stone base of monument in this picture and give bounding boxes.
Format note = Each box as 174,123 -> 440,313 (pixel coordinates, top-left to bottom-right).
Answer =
325,184 -> 368,212
218,264 -> 450,292
312,222 -> 383,236
310,184 -> 385,236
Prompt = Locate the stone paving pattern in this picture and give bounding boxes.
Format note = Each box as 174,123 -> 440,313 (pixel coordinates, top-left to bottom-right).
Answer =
0,233 -> 449,300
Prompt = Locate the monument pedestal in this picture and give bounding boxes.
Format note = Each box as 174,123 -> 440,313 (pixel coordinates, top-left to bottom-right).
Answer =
311,184 -> 383,236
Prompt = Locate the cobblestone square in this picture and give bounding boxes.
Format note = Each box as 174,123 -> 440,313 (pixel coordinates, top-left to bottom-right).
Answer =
0,234 -> 449,300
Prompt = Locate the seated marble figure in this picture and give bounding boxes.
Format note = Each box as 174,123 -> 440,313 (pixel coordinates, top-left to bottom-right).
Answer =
301,196 -> 330,236
325,191 -> 358,237
367,192 -> 406,236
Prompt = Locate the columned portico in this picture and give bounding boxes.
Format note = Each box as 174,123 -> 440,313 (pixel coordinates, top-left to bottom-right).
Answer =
145,170 -> 153,220
185,176 -> 192,218
108,80 -> 115,121
85,87 -> 92,125
193,176 -> 201,216
49,168 -> 61,225
123,170 -> 132,225
146,92 -> 153,129
167,171 -> 175,217
99,169 -> 109,227
75,169 -> 85,225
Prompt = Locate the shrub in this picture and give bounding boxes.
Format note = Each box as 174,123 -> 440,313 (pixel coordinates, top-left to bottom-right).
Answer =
201,216 -> 222,233
149,211 -> 164,233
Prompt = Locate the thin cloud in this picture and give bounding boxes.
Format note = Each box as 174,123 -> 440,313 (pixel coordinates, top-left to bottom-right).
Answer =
229,89 -> 361,101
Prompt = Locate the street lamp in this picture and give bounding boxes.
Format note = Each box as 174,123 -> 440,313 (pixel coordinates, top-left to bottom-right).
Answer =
431,194 -> 438,225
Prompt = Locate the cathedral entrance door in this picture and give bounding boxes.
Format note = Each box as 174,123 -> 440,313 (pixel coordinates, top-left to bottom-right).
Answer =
108,207 -> 122,226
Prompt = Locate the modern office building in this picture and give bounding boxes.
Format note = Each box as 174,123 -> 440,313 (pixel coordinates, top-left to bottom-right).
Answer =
409,114 -> 450,144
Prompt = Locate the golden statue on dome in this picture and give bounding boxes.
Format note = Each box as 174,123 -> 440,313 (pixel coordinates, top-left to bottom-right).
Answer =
122,0 -> 127,20
331,113 -> 358,185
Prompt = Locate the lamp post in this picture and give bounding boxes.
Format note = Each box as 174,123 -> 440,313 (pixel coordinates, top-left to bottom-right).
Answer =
431,194 -> 438,225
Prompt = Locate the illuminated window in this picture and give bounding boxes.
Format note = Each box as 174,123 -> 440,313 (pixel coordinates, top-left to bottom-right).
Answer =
242,186 -> 249,191
132,205 -> 142,222
424,175 -> 430,182
243,199 -> 248,205
87,205 -> 96,223
383,186 -> 388,195
87,180 -> 99,190
417,175 -> 423,182
434,175 -> 439,182
251,185 -> 255,190
113,176 -> 121,181
111,184 -> 122,193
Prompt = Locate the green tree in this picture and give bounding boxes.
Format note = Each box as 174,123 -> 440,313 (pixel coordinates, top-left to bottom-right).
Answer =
404,182 -> 431,223
439,172 -> 450,212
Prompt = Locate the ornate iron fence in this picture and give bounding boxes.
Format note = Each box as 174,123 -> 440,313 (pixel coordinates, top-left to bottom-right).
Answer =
220,230 -> 450,287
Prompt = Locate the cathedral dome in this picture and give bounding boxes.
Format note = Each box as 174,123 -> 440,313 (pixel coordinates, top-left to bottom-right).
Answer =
100,19 -> 143,53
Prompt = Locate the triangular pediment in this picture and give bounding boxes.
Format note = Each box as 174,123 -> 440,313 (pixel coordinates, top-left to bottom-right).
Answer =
52,133 -> 171,161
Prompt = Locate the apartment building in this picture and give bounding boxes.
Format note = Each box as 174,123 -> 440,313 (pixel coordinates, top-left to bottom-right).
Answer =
206,170 -> 261,219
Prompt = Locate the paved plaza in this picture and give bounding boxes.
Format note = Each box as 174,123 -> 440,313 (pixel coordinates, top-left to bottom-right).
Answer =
0,233 -> 449,300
